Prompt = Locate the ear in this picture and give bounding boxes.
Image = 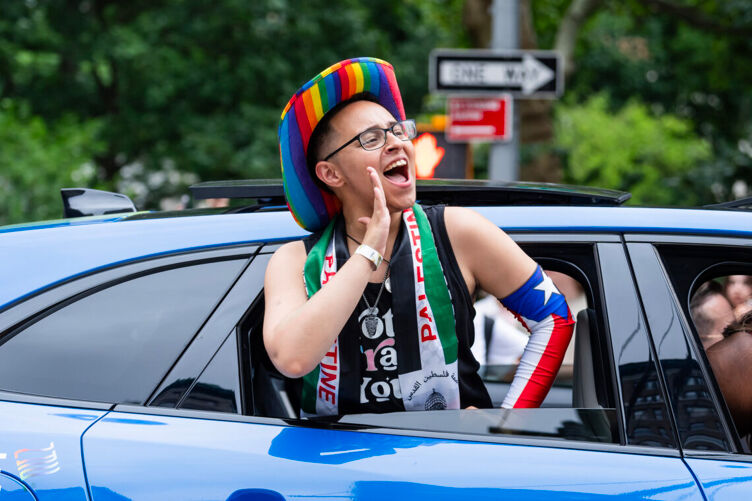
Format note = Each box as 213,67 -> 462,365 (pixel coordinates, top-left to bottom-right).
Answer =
315,160 -> 345,189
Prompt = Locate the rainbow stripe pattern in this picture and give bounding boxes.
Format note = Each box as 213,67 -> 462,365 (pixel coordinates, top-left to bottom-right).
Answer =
279,57 -> 406,232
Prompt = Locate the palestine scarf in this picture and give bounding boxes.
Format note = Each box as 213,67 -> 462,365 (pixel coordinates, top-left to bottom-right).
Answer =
301,205 -> 460,417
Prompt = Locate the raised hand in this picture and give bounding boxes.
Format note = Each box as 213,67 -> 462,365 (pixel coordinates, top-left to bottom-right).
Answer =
413,132 -> 445,179
358,167 -> 390,256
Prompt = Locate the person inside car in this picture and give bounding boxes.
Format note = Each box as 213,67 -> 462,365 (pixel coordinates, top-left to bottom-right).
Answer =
690,281 -> 735,349
706,310 -> 752,437
263,58 -> 574,417
724,275 -> 752,320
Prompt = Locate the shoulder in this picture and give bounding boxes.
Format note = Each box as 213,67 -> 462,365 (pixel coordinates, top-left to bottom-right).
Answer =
707,331 -> 752,374
272,240 -> 307,259
444,205 -> 484,220
712,331 -> 752,356
266,240 -> 306,277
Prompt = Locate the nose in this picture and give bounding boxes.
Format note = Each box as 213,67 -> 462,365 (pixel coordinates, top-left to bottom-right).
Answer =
383,129 -> 403,153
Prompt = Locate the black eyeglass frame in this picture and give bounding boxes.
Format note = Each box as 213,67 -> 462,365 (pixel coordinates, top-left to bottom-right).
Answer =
322,119 -> 417,162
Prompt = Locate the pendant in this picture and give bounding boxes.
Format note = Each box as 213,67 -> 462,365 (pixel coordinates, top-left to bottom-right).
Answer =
364,310 -> 380,338
385,276 -> 391,293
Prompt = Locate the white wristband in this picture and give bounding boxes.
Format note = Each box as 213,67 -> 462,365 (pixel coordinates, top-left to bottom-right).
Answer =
355,244 -> 383,270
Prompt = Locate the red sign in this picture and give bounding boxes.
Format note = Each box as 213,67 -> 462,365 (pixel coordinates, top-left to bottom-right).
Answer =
447,95 -> 512,142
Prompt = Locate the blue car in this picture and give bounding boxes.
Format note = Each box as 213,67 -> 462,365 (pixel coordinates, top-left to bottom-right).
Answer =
1,180 -> 751,500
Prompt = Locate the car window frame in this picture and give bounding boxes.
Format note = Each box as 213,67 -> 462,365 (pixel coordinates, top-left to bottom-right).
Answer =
633,233 -> 752,460
0,245 -> 259,406
626,241 -> 733,453
596,241 -> 680,449
147,252 -> 271,409
0,245 -> 258,334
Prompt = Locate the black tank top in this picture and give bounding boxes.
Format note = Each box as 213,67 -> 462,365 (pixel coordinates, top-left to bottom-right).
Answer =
422,205 -> 491,409
301,205 -> 491,413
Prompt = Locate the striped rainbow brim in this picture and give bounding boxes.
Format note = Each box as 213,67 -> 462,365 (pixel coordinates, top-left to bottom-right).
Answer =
279,57 -> 406,232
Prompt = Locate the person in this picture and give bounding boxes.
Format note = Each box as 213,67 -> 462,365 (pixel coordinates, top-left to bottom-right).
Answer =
724,275 -> 752,319
706,310 -> 752,437
690,281 -> 735,349
263,58 -> 574,417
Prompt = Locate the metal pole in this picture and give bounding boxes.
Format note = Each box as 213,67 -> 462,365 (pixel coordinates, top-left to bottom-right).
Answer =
489,0 -> 519,181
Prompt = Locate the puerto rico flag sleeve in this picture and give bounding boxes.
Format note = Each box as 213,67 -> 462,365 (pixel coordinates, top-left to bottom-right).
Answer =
499,266 -> 575,408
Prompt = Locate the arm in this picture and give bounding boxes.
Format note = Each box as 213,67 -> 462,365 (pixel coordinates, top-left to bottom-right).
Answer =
263,167 -> 390,378
445,207 -> 575,408
263,240 -> 373,378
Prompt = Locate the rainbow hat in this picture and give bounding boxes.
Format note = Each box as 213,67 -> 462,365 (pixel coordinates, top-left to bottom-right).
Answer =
279,57 -> 406,232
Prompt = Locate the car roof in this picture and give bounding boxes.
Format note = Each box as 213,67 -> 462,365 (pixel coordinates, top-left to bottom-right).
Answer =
1,205 -> 751,311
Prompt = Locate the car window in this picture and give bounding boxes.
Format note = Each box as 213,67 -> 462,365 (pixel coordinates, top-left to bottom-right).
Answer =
691,274 -> 752,449
690,276 -> 752,349
0,258 -> 246,404
656,241 -> 752,453
600,242 -> 678,449
179,331 -> 241,413
245,242 -> 625,446
472,269 -> 587,409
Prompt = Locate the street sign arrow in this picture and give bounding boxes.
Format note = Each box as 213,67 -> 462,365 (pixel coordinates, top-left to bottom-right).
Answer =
430,49 -> 563,98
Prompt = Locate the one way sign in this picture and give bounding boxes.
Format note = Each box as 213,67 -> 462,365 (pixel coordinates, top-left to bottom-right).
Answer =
430,49 -> 563,98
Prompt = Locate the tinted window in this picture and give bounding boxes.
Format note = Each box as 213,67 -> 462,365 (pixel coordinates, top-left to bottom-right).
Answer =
598,243 -> 676,448
179,332 -> 241,413
688,274 -> 752,450
628,243 -> 729,451
658,243 -> 752,452
0,259 -> 245,403
690,275 -> 751,349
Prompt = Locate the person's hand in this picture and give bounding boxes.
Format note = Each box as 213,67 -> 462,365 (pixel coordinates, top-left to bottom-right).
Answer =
358,167 -> 390,256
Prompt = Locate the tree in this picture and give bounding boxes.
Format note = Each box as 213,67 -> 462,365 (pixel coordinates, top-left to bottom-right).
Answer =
0,0 -> 466,220
565,0 -> 752,203
555,94 -> 711,205
0,100 -> 103,225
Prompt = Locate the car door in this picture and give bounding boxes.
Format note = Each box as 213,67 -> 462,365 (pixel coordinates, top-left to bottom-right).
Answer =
0,394 -> 108,501
0,246 -> 254,500
0,471 -> 37,500
77,236 -> 706,500
626,233 -> 752,499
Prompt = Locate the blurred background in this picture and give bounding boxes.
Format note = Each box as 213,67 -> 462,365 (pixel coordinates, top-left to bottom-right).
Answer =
1,0 -> 751,225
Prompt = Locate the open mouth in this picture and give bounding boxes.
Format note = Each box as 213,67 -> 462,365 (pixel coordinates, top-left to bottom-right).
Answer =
383,158 -> 410,184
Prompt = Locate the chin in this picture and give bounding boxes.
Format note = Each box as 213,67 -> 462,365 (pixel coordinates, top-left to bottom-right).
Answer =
387,190 -> 416,213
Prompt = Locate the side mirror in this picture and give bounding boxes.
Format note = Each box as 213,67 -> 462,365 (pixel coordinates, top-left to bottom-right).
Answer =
61,188 -> 137,218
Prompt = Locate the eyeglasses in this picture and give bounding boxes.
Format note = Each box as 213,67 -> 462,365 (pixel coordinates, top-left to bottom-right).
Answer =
323,119 -> 417,161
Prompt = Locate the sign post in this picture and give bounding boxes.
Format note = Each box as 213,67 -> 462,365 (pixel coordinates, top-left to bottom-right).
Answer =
487,0 -> 519,181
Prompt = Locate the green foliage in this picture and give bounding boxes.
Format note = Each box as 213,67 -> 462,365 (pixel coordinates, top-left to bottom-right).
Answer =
0,0 -> 466,223
531,0 -> 571,49
0,100 -> 104,225
555,94 -> 712,206
2,0 -> 750,221
561,3 -> 752,204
